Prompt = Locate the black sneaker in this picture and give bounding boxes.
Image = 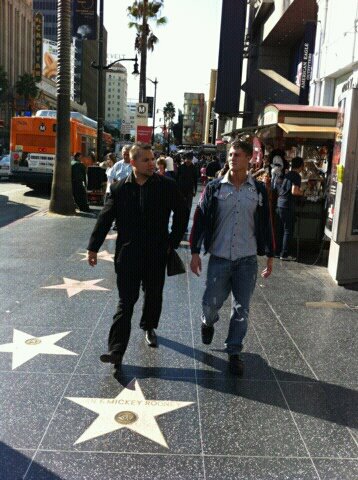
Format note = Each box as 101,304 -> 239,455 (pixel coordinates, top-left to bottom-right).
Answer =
201,323 -> 214,345
228,354 -> 244,376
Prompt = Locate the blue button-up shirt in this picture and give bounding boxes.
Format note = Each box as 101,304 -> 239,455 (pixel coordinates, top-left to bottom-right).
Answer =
209,173 -> 259,261
109,160 -> 132,182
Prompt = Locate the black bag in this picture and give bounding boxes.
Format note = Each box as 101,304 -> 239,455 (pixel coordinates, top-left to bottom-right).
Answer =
167,249 -> 186,276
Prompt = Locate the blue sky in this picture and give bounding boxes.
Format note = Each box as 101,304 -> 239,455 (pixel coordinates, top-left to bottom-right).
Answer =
104,0 -> 222,119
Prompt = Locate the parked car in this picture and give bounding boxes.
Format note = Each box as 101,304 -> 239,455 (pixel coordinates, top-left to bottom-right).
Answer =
0,154 -> 10,178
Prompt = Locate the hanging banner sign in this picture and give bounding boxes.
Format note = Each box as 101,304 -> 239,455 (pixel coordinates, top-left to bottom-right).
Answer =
73,0 -> 98,40
298,21 -> 317,105
33,13 -> 43,82
136,125 -> 153,143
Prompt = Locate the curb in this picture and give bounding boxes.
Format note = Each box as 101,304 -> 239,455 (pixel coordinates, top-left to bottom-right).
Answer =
2,207 -> 49,230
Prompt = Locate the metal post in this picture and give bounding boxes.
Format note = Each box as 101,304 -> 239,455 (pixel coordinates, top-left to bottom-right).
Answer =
96,0 -> 104,163
152,78 -> 157,146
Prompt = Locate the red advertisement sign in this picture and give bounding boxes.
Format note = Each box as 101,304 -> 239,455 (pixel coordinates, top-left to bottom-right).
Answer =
136,126 -> 153,144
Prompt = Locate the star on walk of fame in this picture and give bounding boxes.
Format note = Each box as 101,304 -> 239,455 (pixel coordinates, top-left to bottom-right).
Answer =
66,379 -> 194,448
42,277 -> 110,297
78,250 -> 114,262
0,329 -> 77,369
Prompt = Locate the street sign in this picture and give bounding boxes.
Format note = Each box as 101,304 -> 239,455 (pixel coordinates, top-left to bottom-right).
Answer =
136,102 -> 148,126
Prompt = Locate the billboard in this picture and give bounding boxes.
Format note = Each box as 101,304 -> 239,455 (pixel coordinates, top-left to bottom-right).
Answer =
182,93 -> 205,145
42,39 -> 58,81
33,13 -> 43,82
215,0 -> 246,115
73,0 -> 98,40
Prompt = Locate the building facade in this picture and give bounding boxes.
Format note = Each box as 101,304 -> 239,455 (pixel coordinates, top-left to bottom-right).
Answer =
105,61 -> 128,132
32,0 -> 57,41
0,0 -> 33,149
310,0 -> 358,107
241,0 -> 318,128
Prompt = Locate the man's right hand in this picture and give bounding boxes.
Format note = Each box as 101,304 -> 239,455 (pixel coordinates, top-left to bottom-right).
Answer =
190,254 -> 202,276
87,250 -> 97,267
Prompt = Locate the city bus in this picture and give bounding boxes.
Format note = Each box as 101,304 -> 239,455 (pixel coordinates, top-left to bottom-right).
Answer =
9,110 -> 112,188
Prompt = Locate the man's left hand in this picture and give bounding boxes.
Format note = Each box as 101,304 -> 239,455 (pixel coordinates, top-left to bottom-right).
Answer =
261,257 -> 273,279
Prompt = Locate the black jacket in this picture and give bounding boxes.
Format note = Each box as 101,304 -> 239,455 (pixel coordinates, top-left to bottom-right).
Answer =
190,178 -> 274,257
87,172 -> 188,257
177,163 -> 198,195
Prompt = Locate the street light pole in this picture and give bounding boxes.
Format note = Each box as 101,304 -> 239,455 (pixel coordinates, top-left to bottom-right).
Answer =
96,0 -> 104,163
92,51 -> 139,161
147,77 -> 158,146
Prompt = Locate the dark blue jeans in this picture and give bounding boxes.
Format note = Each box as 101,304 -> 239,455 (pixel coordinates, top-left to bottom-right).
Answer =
276,207 -> 295,258
201,255 -> 258,355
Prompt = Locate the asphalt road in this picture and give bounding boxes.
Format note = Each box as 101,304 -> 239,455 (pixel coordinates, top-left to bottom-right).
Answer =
0,179 -> 50,228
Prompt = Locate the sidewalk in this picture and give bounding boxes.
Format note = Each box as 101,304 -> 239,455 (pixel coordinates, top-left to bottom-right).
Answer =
0,200 -> 357,479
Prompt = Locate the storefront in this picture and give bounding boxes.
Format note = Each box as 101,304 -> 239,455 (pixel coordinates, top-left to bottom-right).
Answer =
230,103 -> 339,253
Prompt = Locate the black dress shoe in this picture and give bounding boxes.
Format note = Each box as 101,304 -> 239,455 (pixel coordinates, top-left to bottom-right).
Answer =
201,323 -> 214,344
100,351 -> 123,365
228,354 -> 244,376
145,329 -> 158,347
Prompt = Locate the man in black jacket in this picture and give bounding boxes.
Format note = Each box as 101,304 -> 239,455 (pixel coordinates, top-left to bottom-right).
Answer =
87,143 -> 187,370
71,152 -> 90,212
190,141 -> 273,376
177,151 -> 198,231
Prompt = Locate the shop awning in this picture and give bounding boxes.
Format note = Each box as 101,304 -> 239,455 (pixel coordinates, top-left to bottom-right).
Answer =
278,123 -> 339,138
241,69 -> 299,105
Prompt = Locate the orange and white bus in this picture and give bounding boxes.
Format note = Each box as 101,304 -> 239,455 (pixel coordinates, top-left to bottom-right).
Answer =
10,110 -> 112,188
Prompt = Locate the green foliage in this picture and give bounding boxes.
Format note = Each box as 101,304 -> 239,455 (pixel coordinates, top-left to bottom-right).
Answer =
15,73 -> 39,101
127,1 -> 167,53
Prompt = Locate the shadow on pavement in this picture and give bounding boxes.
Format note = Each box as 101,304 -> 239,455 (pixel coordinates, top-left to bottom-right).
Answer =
0,195 -> 37,228
114,336 -> 357,432
0,442 -> 62,480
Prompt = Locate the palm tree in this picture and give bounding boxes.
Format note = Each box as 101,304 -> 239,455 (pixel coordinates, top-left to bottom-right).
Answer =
163,101 -> 175,153
15,73 -> 39,111
128,1 -> 167,103
49,0 -> 75,215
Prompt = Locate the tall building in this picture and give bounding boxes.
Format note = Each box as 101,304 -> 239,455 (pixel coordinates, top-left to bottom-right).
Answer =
182,93 -> 205,145
105,61 -> 128,131
0,0 -> 33,87
0,0 -> 33,148
32,0 -> 57,41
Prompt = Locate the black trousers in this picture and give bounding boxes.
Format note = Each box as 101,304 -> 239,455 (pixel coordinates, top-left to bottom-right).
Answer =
108,246 -> 167,355
72,182 -> 90,212
182,193 -> 193,231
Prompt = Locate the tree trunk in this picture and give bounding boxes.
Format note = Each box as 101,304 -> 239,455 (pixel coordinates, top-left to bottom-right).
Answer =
139,0 -> 148,103
49,0 -> 75,215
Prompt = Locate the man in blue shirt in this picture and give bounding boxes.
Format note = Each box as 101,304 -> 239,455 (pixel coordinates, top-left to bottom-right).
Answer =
275,156 -> 304,260
190,141 -> 273,376
109,145 -> 132,182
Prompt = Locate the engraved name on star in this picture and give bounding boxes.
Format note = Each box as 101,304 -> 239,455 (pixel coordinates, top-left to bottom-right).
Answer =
0,329 -> 77,369
66,379 -> 194,448
78,251 -> 114,262
42,278 -> 110,297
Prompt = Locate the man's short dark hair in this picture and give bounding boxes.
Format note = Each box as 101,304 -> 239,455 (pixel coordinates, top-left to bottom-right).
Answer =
74,152 -> 81,160
183,150 -> 193,160
291,156 -> 304,169
130,142 -> 152,161
230,140 -> 253,157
